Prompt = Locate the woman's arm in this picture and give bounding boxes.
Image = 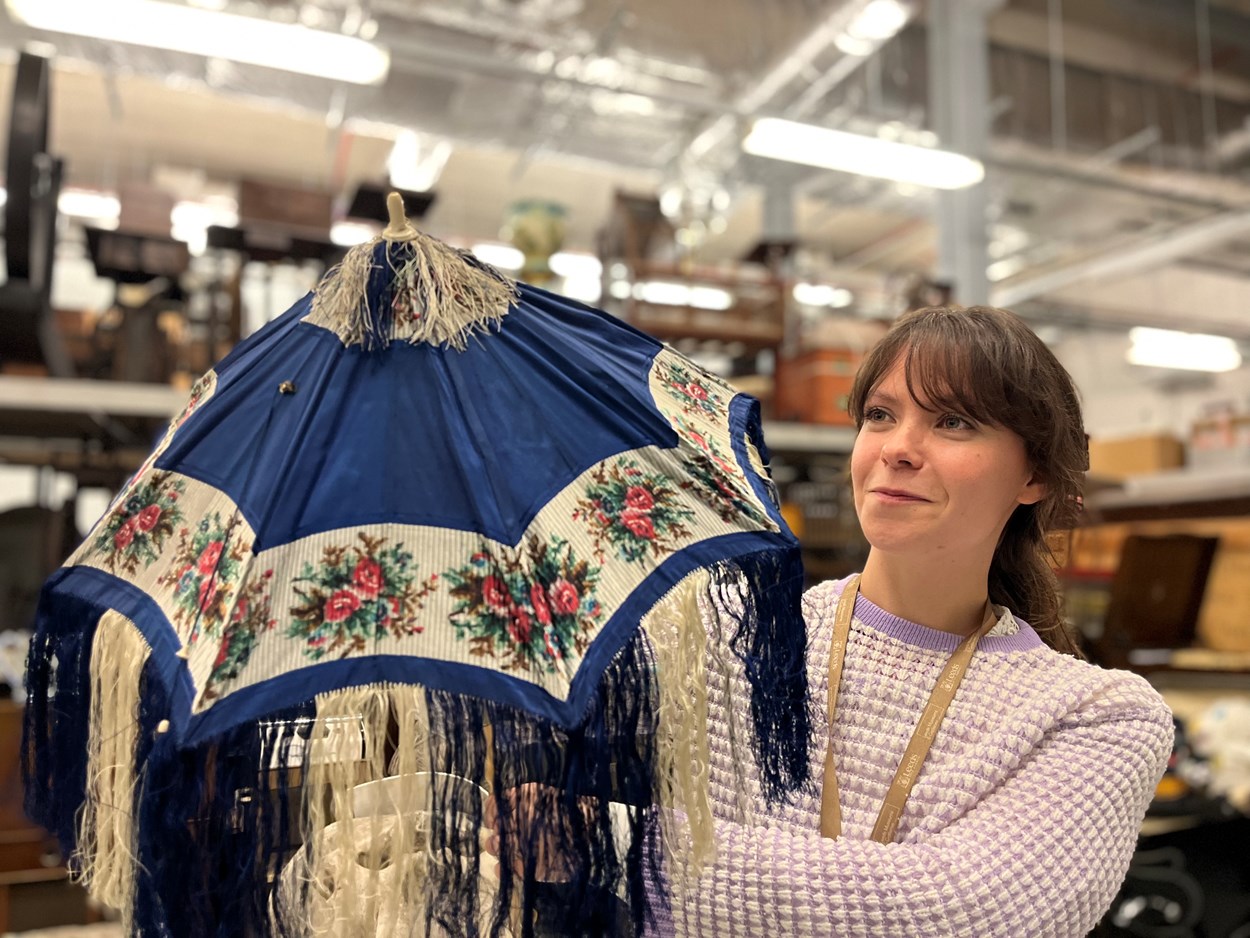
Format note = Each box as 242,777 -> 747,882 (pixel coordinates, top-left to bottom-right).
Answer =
665,702 -> 1172,938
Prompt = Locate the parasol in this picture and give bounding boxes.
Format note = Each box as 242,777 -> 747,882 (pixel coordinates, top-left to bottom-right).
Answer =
23,194 -> 810,937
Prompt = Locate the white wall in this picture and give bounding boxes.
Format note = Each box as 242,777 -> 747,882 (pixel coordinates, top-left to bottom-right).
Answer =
1054,329 -> 1250,441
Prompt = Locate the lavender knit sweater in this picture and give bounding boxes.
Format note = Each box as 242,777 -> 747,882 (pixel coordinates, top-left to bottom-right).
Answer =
650,576 -> 1173,938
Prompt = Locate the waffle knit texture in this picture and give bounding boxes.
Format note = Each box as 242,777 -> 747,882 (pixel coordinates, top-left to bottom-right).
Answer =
651,575 -> 1174,938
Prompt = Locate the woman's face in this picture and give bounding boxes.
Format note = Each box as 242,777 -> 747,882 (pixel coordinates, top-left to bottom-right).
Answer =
850,359 -> 1046,563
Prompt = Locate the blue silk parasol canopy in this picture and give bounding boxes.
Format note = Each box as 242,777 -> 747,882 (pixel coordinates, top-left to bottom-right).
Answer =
23,195 -> 810,938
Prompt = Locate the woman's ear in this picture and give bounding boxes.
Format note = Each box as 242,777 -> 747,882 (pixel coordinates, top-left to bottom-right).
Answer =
1017,470 -> 1047,507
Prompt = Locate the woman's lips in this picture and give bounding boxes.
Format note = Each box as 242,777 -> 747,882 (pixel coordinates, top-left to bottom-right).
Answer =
871,488 -> 929,503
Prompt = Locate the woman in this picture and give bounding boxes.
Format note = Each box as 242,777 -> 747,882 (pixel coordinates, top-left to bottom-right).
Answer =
656,304 -> 1173,937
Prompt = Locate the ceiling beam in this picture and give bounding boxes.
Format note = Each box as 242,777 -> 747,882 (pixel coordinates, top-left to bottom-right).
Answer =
988,4 -> 1250,102
992,209 -> 1250,306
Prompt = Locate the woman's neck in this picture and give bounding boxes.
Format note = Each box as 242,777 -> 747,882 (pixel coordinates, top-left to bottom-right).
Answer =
858,550 -> 993,637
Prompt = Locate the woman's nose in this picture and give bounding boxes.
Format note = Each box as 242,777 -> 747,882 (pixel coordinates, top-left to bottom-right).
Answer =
880,424 -> 923,468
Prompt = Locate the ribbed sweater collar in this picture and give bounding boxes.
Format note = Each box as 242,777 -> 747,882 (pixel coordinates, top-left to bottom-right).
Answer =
831,575 -> 1045,654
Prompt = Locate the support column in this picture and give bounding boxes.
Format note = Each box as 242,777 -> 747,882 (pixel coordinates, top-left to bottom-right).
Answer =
928,0 -> 1003,306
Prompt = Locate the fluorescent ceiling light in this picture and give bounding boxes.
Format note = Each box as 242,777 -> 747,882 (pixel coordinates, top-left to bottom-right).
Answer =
560,276 -> 603,304
833,33 -> 877,57
634,281 -> 689,306
1127,327 -> 1242,373
688,286 -> 734,310
743,118 -> 985,190
387,131 -> 451,193
632,281 -> 734,310
7,0 -> 391,85
793,282 -> 854,308
330,221 -> 378,247
59,188 -> 121,221
847,0 -> 909,41
471,243 -> 524,271
986,256 -> 1026,282
548,252 -> 602,280
171,198 -> 238,254
1,185 -> 123,222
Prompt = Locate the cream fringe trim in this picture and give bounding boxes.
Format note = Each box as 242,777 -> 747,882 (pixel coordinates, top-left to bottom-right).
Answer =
307,232 -> 519,350
643,570 -> 715,875
278,684 -> 450,938
76,610 -> 150,920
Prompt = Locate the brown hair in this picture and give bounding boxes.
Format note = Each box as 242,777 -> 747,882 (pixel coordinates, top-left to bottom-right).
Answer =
847,305 -> 1088,656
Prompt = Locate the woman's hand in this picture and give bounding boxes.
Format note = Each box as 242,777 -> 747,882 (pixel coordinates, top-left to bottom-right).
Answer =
482,782 -> 597,883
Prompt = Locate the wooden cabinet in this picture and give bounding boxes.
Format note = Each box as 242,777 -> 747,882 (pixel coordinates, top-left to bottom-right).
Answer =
0,701 -> 69,930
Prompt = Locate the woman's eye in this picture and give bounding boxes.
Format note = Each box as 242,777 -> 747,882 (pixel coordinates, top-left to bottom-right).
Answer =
865,407 -> 889,422
940,414 -> 972,431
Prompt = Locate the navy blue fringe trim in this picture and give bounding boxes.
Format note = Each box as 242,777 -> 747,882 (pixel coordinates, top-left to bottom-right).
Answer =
22,585 -> 103,861
26,552 -> 814,936
420,624 -> 663,938
25,619 -> 664,937
713,546 -> 812,804
133,678 -> 313,938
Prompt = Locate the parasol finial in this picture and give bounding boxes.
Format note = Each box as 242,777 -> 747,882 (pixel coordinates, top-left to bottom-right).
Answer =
381,191 -> 419,242
307,190 -> 517,349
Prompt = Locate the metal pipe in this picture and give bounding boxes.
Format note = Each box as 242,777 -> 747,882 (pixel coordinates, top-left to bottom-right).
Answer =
1047,0 -> 1067,153
1196,0 -> 1219,170
992,209 -> 1250,306
676,0 -> 919,169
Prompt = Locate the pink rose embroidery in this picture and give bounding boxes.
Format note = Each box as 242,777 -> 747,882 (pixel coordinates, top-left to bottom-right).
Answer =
549,579 -> 580,616
324,590 -> 361,623
620,507 -> 656,540
530,584 -> 552,626
197,578 -> 218,614
507,608 -> 532,644
687,383 -> 708,401
136,504 -> 162,532
482,575 -> 512,612
197,541 -> 225,575
352,557 -> 384,598
113,520 -> 136,550
625,486 -> 655,511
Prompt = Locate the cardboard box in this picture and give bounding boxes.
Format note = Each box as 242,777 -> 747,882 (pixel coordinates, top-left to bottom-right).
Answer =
1087,433 -> 1185,480
1189,414 -> 1250,471
1197,548 -> 1250,652
774,348 -> 861,426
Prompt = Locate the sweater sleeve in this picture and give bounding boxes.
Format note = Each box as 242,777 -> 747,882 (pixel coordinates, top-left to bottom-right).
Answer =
663,697 -> 1173,938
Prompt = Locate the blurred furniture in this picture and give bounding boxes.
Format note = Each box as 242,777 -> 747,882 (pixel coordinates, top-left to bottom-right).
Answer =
1074,480 -> 1250,670
0,505 -> 79,635
0,51 -> 70,377
615,261 -> 785,353
0,375 -> 181,492
1096,846 -> 1205,938
1092,534 -> 1219,671
83,228 -> 191,385
0,702 -> 65,931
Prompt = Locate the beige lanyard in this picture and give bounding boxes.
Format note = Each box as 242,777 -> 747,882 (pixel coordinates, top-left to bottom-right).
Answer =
819,575 -> 998,844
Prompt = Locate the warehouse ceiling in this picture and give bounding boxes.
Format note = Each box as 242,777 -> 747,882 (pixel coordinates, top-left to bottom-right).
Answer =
0,0 -> 1249,336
